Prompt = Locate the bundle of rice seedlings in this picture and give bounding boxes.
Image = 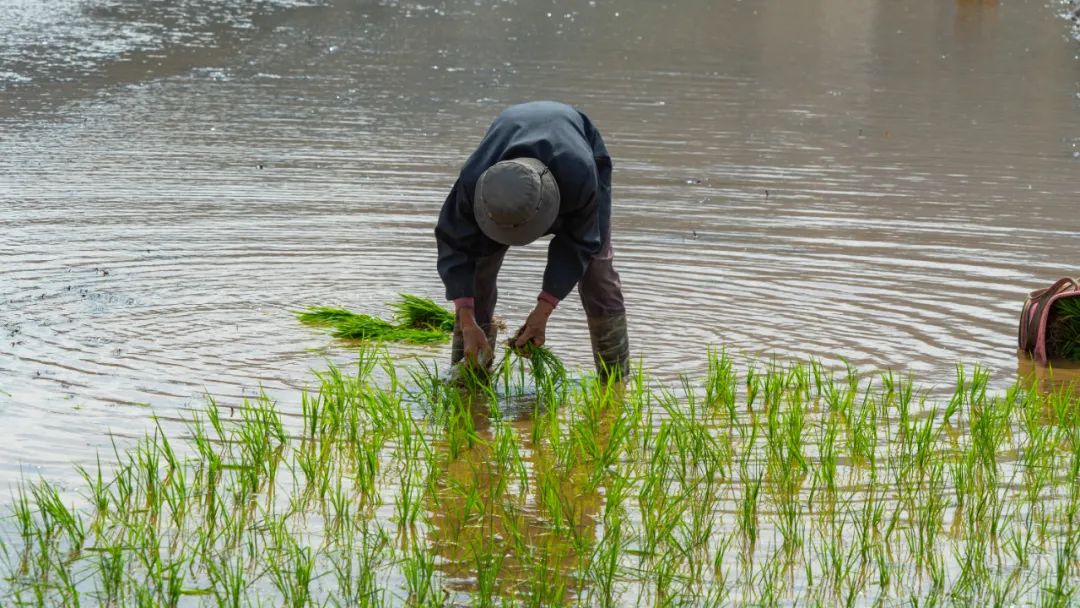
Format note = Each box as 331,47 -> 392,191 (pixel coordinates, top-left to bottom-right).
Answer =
512,342 -> 566,385
296,295 -> 453,345
296,306 -> 363,327
331,315 -> 447,344
1049,298 -> 1080,361
390,294 -> 455,332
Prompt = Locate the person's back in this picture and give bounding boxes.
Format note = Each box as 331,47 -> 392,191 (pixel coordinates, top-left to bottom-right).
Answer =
453,101 -> 611,242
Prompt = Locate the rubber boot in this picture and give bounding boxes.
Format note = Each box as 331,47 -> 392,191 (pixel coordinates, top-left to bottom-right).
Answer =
586,312 -> 630,381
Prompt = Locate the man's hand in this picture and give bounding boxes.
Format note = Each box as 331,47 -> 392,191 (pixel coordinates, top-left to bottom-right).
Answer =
459,308 -> 493,368
513,299 -> 555,350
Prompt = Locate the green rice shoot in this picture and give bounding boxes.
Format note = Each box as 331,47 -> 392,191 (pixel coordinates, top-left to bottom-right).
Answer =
1049,297 -> 1080,361
7,347 -> 1080,606
512,342 -> 566,385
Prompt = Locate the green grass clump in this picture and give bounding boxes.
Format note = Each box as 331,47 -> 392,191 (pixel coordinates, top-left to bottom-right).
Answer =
297,295 -> 453,344
1050,297 -> 1080,361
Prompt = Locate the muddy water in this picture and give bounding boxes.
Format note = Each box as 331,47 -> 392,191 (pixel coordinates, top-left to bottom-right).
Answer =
1,0 -> 1079,501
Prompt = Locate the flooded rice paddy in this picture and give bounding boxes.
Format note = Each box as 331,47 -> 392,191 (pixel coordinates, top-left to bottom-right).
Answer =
2,0 -> 1080,604
9,349 -> 1080,605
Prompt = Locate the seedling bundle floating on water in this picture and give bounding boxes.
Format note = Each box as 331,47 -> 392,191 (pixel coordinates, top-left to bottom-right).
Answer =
389,293 -> 455,333
297,294 -> 455,344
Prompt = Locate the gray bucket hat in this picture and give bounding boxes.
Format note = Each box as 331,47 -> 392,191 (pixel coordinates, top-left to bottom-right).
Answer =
474,157 -> 560,246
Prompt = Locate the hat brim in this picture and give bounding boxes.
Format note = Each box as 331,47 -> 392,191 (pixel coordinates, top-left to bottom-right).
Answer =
474,159 -> 560,246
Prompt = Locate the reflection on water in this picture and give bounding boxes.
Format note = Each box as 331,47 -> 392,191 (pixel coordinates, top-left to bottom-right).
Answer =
0,0 -> 320,106
1017,354 -> 1080,396
424,396 -> 602,603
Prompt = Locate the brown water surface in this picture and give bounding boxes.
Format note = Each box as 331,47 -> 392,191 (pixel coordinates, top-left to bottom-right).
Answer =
1018,354 -> 1080,395
1,0 -> 1078,492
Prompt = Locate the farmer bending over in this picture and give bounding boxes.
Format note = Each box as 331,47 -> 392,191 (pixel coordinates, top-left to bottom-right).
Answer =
435,101 -> 630,379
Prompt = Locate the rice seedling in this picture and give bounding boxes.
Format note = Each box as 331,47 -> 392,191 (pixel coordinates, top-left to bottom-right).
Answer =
205,553 -> 247,608
267,532 -> 317,608
332,313 -> 447,343
514,342 -> 566,387
296,293 -> 454,344
390,293 -> 456,333
296,306 -> 363,327
737,464 -> 764,553
6,343 -> 1080,606
705,347 -> 738,421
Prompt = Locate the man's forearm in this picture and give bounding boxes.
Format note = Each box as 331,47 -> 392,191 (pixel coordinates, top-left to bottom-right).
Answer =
532,298 -> 556,319
538,291 -> 560,309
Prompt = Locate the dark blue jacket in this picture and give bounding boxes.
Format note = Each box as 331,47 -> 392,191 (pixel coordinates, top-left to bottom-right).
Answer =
435,101 -> 612,302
